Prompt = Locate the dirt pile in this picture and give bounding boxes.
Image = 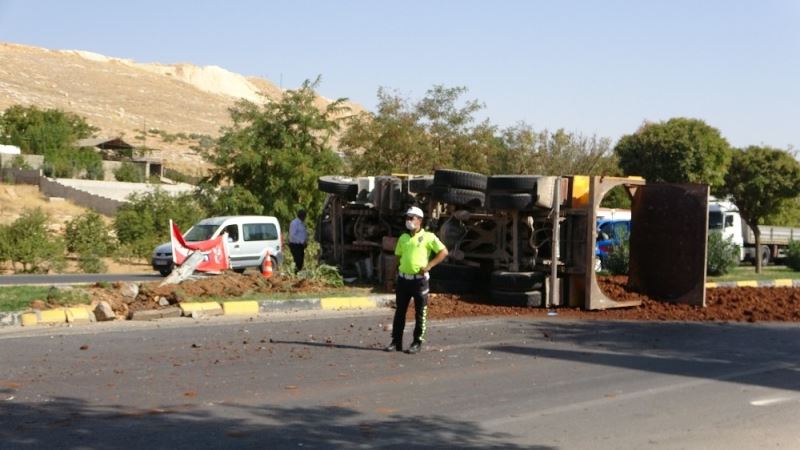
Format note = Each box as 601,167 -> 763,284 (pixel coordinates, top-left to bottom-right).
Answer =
421,276 -> 800,322
82,273 -> 333,318
39,272 -> 800,323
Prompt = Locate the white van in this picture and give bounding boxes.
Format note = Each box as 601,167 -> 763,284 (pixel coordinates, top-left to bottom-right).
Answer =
151,216 -> 283,276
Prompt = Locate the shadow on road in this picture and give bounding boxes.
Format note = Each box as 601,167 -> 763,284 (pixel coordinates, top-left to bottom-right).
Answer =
488,320 -> 800,392
0,396 -> 552,449
269,339 -> 385,352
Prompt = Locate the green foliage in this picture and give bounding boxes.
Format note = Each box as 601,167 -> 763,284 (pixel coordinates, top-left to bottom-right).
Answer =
77,254 -> 107,273
300,264 -> 344,287
614,117 -> 731,189
0,105 -> 97,154
606,234 -> 630,275
204,77 -> 345,225
706,231 -> 740,276
1,208 -> 66,273
601,185 -> 632,209
719,146 -> 800,272
113,189 -> 207,260
195,184 -> 264,216
499,126 -> 618,176
42,147 -> 104,179
46,287 -> 90,306
762,195 -> 800,227
340,86 -> 618,177
65,211 -> 115,256
785,241 -> 800,271
114,162 -> 145,182
10,155 -> 31,169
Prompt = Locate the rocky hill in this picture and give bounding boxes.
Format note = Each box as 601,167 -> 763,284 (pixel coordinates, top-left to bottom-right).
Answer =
0,42 -> 363,175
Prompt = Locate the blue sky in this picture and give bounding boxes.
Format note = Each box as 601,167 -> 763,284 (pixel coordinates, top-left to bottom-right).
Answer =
1,0 -> 798,149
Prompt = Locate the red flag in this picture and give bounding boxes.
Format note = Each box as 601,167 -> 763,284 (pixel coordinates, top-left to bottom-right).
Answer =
170,220 -> 230,273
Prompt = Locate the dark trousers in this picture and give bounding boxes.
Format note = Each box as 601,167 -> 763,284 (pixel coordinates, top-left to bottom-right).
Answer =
392,277 -> 430,344
289,243 -> 306,271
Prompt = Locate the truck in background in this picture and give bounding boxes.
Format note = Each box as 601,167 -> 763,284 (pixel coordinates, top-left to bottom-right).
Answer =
709,199 -> 800,265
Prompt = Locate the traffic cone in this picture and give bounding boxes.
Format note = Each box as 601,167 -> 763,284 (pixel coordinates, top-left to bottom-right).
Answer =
261,251 -> 273,278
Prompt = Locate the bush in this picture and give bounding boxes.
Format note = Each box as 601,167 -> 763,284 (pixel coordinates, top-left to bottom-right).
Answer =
195,184 -> 264,216
706,231 -> 740,276
605,236 -> 630,275
114,162 -> 145,183
65,211 -> 115,256
43,147 -> 103,179
4,208 -> 66,273
785,240 -> 800,271
77,254 -> 107,273
10,156 -> 31,169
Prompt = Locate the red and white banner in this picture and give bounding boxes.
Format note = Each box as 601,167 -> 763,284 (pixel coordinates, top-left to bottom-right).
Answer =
170,220 -> 230,273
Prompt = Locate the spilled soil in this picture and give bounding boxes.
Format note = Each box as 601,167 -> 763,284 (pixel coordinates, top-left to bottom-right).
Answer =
46,272 -> 800,323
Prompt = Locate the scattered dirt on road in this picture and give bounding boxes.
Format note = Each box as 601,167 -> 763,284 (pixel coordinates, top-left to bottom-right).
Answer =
59,272 -> 800,322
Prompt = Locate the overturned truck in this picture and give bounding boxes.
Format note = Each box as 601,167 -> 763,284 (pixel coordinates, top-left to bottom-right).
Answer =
316,170 -> 709,310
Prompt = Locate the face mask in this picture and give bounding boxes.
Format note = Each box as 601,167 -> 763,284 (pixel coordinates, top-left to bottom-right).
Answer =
405,220 -> 416,231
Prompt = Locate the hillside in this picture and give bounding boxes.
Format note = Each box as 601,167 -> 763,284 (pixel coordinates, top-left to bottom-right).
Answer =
0,42 -> 364,175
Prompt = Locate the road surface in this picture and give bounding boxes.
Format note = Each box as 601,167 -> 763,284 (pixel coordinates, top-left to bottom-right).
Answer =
1,310 -> 798,449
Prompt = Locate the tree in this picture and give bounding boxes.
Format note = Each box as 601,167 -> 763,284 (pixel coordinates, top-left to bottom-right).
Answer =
0,105 -> 96,154
195,184 -> 265,216
340,89 -> 434,175
341,85 -> 504,175
3,208 -> 65,273
719,146 -> 800,273
113,189 -> 206,260
614,117 -> 731,188
0,105 -> 102,179
204,78 -> 345,224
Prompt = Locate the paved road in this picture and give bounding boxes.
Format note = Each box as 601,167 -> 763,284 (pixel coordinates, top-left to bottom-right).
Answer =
0,273 -> 160,286
1,311 -> 799,449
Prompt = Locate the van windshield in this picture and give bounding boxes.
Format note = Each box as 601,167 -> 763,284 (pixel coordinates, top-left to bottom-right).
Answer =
184,224 -> 217,242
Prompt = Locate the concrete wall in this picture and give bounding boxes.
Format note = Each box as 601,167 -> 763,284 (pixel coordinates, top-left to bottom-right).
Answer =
39,177 -> 123,216
100,160 -> 148,181
0,168 -> 42,185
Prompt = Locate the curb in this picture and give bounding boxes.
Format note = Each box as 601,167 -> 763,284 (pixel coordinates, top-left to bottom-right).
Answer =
1,294 -> 396,327
706,279 -> 800,289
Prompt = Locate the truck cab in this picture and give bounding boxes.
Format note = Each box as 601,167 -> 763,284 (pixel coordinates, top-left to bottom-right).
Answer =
708,199 -> 746,261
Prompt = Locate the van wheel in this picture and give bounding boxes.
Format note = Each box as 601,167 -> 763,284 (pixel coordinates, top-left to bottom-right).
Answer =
158,268 -> 172,277
233,268 -> 246,274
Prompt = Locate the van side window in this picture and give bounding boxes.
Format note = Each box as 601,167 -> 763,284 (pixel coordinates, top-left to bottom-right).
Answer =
243,223 -> 278,241
223,224 -> 239,242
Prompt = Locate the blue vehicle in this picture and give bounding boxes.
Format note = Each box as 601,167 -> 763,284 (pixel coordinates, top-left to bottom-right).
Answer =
595,219 -> 631,271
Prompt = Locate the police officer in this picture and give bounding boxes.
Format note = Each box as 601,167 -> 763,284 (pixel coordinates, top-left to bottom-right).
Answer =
385,206 -> 448,354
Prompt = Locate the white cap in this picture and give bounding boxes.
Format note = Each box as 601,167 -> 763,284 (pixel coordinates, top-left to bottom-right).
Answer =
405,206 -> 424,218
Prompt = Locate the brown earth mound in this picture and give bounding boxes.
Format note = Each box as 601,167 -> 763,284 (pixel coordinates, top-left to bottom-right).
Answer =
70,272 -> 800,323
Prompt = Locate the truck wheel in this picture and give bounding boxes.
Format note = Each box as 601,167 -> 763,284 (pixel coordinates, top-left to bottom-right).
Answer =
409,176 -> 434,194
486,175 -> 538,192
490,271 -> 545,291
433,169 -> 488,191
486,193 -> 534,211
431,186 -> 485,207
759,246 -> 771,266
490,289 -> 543,307
318,176 -> 359,200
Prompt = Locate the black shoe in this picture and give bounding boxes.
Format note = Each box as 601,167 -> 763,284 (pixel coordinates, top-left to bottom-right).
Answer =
384,341 -> 402,352
406,341 -> 422,354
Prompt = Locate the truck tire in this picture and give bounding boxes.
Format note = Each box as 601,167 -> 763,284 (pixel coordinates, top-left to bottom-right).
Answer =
490,289 -> 543,307
318,176 -> 359,199
409,176 -> 434,194
433,169 -> 487,191
432,186 -> 485,207
486,175 -> 538,192
490,271 -> 545,291
486,193 -> 534,211
758,246 -> 771,266
430,263 -> 481,280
